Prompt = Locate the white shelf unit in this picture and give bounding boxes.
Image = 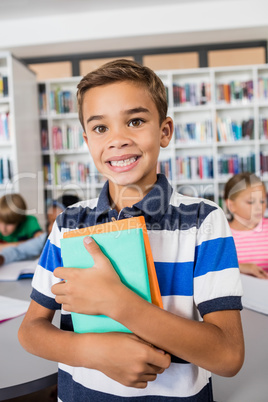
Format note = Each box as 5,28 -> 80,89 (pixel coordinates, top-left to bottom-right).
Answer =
157,64 -> 268,207
39,64 -> 268,208
0,52 -> 44,226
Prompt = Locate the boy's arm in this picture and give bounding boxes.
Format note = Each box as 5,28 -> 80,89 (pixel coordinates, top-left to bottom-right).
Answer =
53,237 -> 244,377
18,300 -> 170,388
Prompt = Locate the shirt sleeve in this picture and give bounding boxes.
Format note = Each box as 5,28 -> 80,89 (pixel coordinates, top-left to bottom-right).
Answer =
193,205 -> 243,317
30,222 -> 62,310
0,232 -> 47,264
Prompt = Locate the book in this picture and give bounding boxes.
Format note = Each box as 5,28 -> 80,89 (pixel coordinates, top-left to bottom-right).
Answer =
0,295 -> 30,323
0,258 -> 39,281
61,216 -> 163,333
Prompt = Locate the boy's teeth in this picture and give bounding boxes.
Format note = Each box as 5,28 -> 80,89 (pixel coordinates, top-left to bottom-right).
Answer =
110,157 -> 137,167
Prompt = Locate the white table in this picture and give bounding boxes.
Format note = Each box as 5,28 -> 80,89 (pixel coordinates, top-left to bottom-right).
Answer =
0,279 -> 58,401
212,307 -> 268,402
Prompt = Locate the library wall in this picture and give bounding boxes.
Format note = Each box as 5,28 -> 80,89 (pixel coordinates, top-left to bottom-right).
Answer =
80,57 -> 134,76
29,61 -> 72,80
208,47 -> 266,68
143,53 -> 199,70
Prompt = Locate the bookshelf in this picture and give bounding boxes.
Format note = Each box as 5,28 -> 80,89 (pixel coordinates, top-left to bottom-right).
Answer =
38,64 -> 268,209
157,64 -> 268,207
38,77 -> 106,206
0,52 -> 44,225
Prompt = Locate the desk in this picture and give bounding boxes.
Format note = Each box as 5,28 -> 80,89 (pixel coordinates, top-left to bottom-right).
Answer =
0,279 -> 58,401
212,308 -> 268,402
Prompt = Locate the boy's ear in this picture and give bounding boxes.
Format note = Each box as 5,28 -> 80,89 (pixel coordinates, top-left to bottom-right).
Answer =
83,132 -> 89,148
160,117 -> 173,148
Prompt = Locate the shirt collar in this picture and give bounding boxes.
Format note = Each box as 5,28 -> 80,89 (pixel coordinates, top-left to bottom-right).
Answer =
95,174 -> 173,224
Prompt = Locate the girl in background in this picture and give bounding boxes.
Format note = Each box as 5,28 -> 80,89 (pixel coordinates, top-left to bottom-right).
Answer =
224,172 -> 268,279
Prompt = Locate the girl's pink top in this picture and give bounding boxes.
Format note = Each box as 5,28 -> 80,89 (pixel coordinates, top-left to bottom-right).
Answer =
230,218 -> 268,271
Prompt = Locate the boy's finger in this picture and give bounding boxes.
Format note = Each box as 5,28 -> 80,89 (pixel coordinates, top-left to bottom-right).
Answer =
53,266 -> 68,279
149,349 -> 171,369
83,236 -> 109,266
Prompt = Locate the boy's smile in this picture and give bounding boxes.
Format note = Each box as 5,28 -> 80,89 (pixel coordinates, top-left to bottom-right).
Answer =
82,81 -> 173,208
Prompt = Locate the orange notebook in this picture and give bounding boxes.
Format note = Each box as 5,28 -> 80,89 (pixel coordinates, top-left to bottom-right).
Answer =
63,216 -> 163,309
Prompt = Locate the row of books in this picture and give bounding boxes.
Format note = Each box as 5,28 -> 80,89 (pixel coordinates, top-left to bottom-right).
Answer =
216,80 -> 253,104
52,124 -> 85,151
218,153 -> 255,176
43,162 -> 85,185
258,77 -> 268,100
174,120 -> 213,143
43,163 -> 52,185
216,117 -> 254,142
0,112 -> 10,141
173,82 -> 211,107
157,159 -> 172,181
0,157 -> 12,184
259,117 -> 268,139
39,90 -> 47,116
53,161 -> 105,186
260,152 -> 268,174
176,156 -> 213,180
0,76 -> 8,97
50,89 -> 77,114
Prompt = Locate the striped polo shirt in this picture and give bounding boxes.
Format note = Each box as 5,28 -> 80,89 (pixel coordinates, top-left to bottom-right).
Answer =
230,217 -> 268,271
31,174 -> 242,402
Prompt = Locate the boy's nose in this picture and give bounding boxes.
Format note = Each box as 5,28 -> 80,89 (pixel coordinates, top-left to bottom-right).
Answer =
108,130 -> 133,149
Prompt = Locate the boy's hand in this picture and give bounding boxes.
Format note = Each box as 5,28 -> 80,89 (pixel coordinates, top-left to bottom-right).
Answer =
81,332 -> 171,388
52,237 -> 124,315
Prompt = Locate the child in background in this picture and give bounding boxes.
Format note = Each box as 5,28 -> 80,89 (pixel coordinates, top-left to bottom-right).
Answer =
0,197 -> 80,266
224,172 -> 268,279
19,59 -> 244,402
0,193 -> 42,248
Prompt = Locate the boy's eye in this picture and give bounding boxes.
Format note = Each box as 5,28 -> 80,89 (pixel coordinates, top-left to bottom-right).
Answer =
128,118 -> 144,128
94,125 -> 107,134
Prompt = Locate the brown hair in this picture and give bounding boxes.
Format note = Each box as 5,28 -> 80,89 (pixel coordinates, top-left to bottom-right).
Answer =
0,193 -> 27,224
224,172 -> 265,201
77,59 -> 168,131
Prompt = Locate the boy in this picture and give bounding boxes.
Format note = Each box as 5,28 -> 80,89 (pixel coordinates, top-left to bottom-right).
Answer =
19,60 -> 244,401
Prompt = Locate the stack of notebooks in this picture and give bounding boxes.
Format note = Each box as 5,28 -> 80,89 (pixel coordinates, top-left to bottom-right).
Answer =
61,216 -> 162,333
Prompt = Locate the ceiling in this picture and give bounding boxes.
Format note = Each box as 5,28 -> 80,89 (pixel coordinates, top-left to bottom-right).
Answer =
0,0 -> 266,59
0,0 -> 215,20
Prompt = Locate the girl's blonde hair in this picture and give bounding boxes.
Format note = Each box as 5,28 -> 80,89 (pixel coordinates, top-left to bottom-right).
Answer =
224,172 -> 265,201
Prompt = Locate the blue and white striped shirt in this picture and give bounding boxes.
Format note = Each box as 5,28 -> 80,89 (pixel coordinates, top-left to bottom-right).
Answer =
31,174 -> 242,401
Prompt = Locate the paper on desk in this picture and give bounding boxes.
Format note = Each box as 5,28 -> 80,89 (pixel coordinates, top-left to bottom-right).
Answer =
0,295 -> 30,323
0,258 -> 39,281
241,274 -> 268,315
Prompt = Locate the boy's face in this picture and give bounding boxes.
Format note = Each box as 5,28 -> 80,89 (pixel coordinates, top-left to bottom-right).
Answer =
0,222 -> 17,237
82,81 -> 173,194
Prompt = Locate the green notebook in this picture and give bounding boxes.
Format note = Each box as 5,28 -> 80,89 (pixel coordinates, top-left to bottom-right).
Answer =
60,228 -> 151,333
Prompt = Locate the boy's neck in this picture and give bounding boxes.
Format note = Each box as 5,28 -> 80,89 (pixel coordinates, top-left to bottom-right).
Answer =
108,181 -> 155,212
